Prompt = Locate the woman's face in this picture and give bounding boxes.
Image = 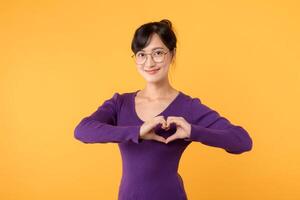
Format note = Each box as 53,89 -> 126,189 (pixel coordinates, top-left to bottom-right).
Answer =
134,33 -> 174,83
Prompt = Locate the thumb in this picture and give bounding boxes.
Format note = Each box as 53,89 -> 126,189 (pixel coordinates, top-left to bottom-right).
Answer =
165,133 -> 178,144
152,134 -> 166,143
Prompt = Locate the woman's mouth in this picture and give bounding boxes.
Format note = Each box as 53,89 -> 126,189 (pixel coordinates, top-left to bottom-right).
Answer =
145,68 -> 160,75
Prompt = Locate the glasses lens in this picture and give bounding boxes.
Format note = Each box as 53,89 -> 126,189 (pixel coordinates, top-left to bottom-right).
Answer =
135,52 -> 146,64
134,50 -> 167,64
152,50 -> 165,63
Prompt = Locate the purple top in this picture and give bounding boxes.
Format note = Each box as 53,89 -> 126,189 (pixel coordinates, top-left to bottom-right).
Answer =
74,90 -> 253,200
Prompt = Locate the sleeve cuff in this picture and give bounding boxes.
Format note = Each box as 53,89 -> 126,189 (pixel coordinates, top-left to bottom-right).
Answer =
129,125 -> 142,144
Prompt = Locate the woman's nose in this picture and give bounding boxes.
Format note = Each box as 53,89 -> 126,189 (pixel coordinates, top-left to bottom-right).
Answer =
144,55 -> 155,67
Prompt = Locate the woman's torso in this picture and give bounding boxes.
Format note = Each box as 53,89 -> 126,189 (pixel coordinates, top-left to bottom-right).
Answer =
116,90 -> 192,200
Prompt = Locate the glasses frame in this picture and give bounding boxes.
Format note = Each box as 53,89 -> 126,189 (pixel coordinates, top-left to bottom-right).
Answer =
131,49 -> 170,64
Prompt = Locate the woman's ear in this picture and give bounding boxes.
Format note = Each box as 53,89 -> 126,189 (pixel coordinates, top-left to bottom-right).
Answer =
172,48 -> 176,56
171,48 -> 176,64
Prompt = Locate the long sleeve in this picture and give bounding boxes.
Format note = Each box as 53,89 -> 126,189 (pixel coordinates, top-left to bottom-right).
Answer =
186,98 -> 253,154
74,92 -> 141,144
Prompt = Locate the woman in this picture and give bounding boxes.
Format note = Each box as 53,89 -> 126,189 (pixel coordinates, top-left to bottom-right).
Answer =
74,19 -> 253,200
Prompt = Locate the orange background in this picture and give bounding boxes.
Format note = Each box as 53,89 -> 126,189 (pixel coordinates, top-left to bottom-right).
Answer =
1,0 -> 299,199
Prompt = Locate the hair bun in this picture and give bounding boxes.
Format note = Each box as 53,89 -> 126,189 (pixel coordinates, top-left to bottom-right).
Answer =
160,19 -> 172,29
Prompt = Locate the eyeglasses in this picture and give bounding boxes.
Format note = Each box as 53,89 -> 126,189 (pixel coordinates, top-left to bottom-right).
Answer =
131,49 -> 170,64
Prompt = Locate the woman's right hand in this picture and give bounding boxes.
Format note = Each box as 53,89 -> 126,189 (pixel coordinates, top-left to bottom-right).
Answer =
139,116 -> 168,143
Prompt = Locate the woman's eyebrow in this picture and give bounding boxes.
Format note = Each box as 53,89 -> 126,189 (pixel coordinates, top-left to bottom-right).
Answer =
141,47 -> 164,51
151,47 -> 164,50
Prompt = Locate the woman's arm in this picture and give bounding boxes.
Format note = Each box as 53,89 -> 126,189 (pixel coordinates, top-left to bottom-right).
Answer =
74,92 -> 141,144
186,98 -> 253,154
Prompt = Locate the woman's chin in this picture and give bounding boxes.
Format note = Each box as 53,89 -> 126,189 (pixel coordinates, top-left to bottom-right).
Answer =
144,75 -> 169,83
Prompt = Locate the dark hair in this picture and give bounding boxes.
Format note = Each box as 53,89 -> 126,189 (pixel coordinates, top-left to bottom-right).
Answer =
131,19 -> 177,57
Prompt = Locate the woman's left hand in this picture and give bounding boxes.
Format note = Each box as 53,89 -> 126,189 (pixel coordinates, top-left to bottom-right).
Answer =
163,116 -> 191,144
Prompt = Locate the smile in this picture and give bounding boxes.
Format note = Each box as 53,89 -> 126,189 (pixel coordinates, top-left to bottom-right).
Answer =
145,68 -> 160,75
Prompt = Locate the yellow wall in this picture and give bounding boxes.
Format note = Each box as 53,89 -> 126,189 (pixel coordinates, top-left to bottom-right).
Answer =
1,0 -> 299,199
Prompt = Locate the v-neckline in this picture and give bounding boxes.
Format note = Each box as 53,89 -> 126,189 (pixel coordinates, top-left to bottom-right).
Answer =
132,89 -> 182,123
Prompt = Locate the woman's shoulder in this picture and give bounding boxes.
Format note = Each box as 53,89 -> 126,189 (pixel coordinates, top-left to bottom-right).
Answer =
106,91 -> 129,103
107,90 -> 137,106
100,91 -> 133,114
179,90 -> 202,104
180,91 -> 215,116
113,90 -> 136,100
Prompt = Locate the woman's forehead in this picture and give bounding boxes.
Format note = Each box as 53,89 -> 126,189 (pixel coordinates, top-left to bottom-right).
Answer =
142,33 -> 168,50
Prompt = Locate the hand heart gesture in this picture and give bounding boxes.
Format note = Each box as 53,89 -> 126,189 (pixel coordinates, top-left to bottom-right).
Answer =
165,116 -> 191,144
139,115 -> 191,144
139,116 -> 168,143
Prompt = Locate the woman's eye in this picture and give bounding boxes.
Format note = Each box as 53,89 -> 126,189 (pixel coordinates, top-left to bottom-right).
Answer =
154,51 -> 163,55
137,53 -> 145,57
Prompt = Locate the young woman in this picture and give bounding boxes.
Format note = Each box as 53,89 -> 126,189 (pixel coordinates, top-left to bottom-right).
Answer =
74,19 -> 253,200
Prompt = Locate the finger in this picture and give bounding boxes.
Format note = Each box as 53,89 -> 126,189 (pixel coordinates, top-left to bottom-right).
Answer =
164,125 -> 170,130
149,116 -> 164,130
164,120 -> 170,130
160,117 -> 167,126
157,116 -> 167,129
167,117 -> 183,128
166,117 -> 178,127
166,117 -> 176,127
165,133 -> 178,144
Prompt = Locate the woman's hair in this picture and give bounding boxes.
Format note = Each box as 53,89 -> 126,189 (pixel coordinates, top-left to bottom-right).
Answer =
131,19 -> 177,58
